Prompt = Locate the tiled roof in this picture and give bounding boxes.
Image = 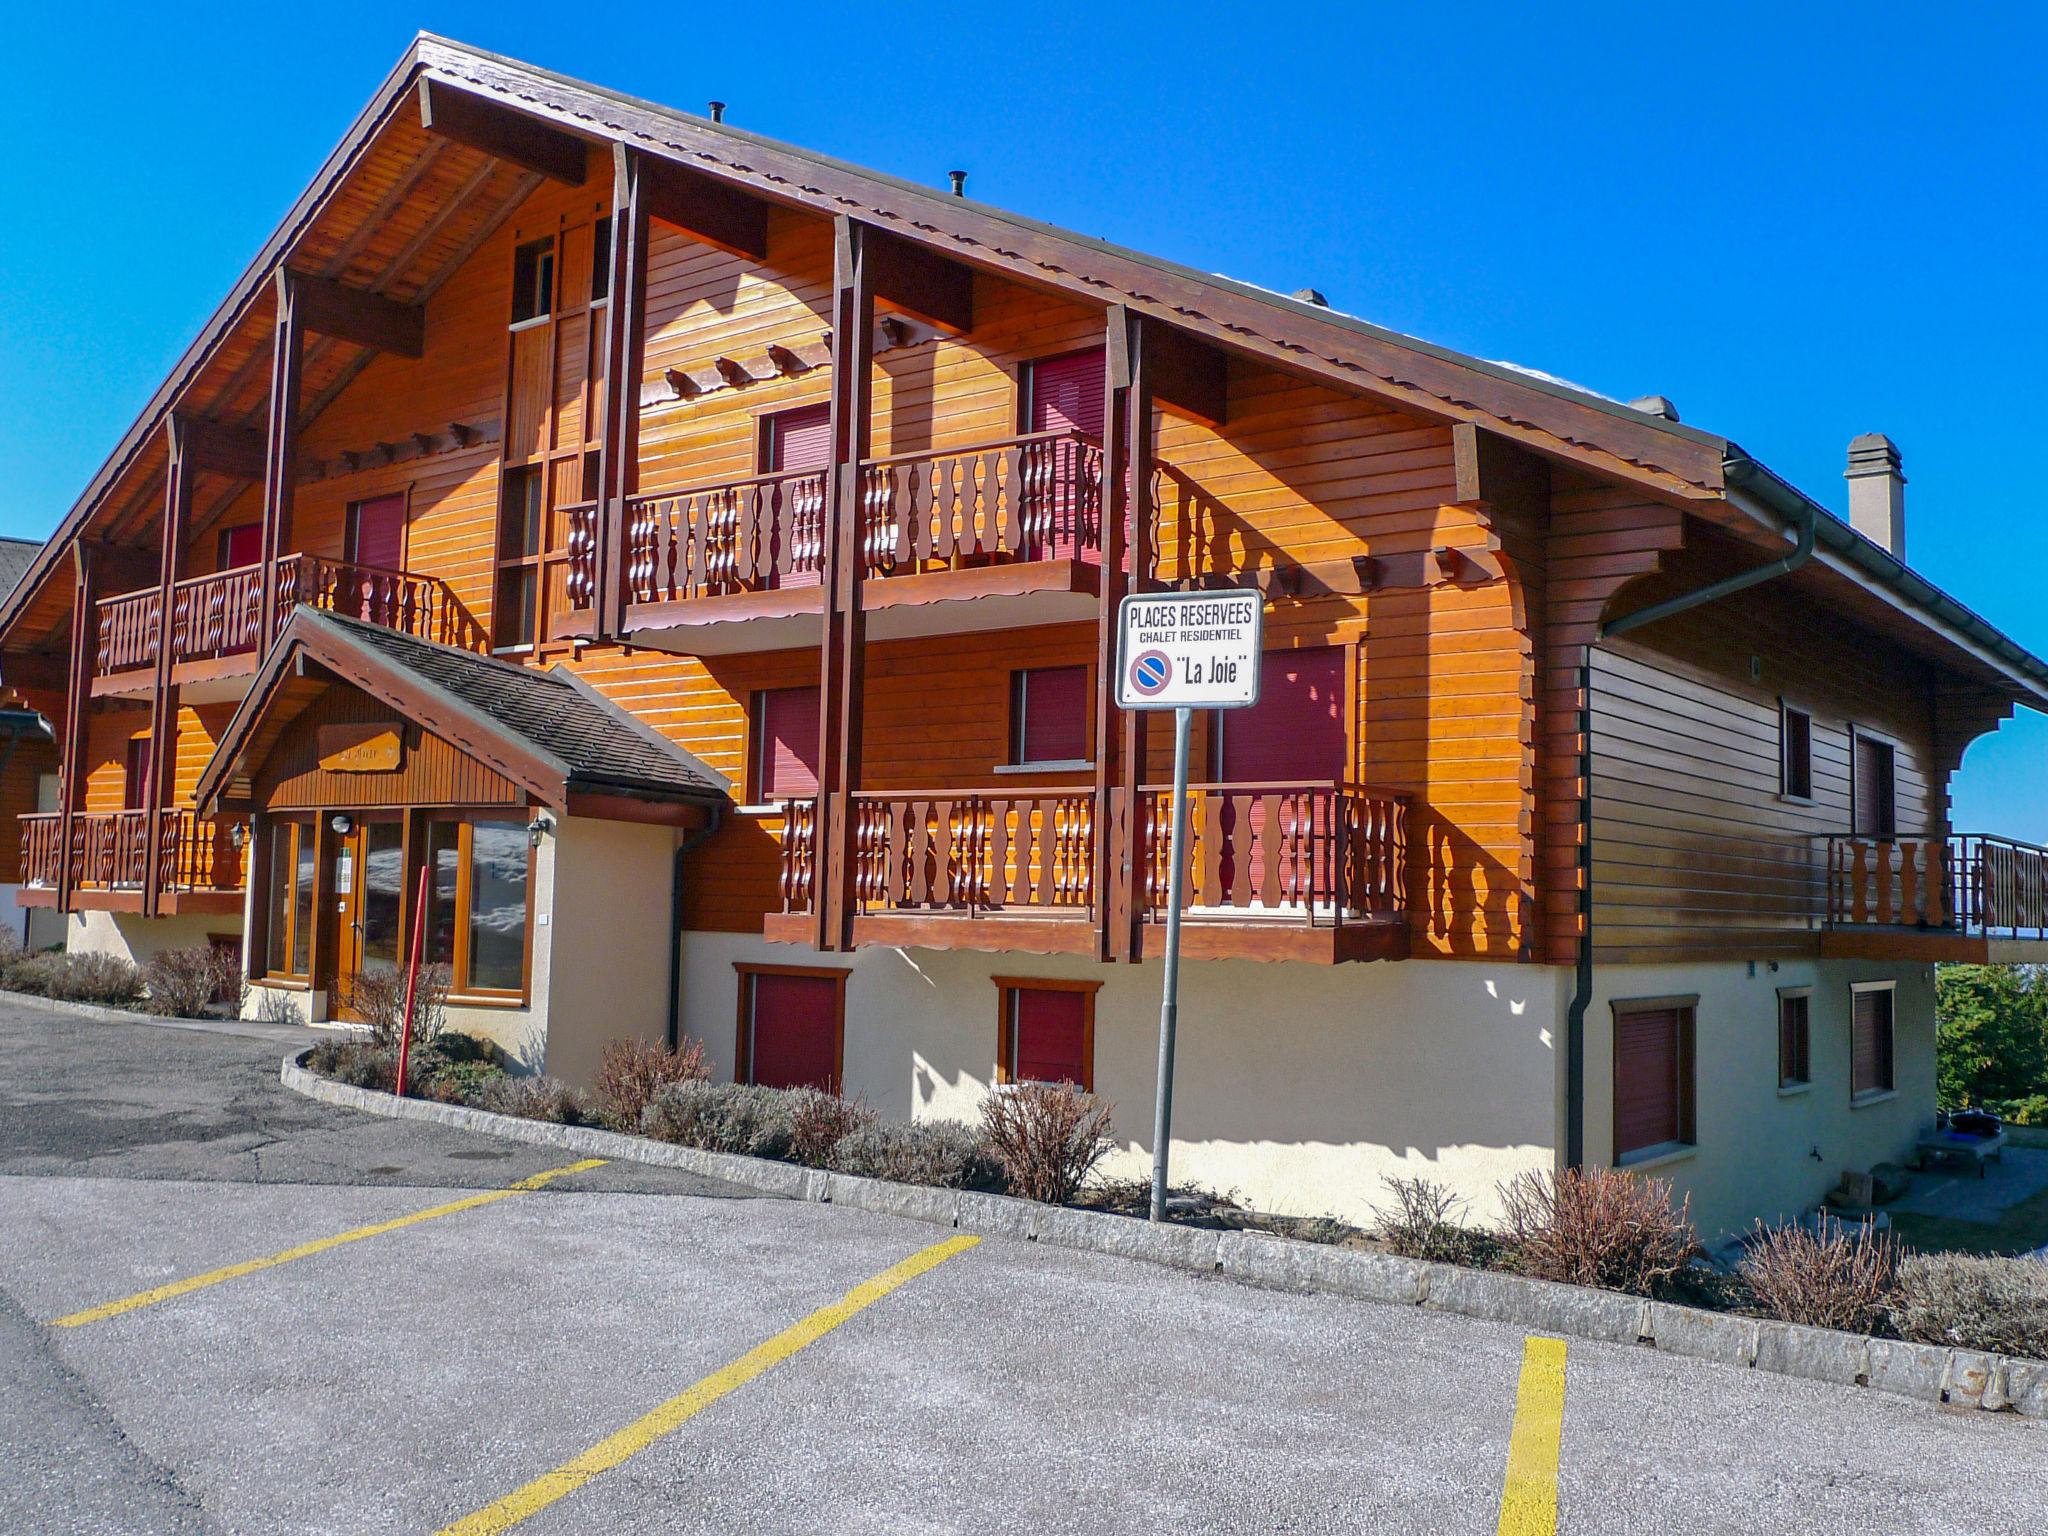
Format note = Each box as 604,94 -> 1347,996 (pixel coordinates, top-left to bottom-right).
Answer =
0,538 -> 42,606
305,609 -> 728,801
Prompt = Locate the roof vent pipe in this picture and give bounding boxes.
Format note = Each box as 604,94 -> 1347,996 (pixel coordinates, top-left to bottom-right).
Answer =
1292,288 -> 1329,307
708,101 -> 726,123
1845,433 -> 1906,558
948,169 -> 967,197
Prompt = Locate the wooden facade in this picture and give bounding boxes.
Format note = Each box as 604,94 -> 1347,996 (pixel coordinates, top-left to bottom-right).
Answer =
4,37 -> 2045,972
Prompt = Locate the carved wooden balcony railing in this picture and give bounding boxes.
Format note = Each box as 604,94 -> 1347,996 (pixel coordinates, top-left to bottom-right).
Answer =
623,467 -> 830,606
1825,833 -> 2048,941
19,810 -> 246,897
94,554 -> 478,680
1126,781 -> 1408,925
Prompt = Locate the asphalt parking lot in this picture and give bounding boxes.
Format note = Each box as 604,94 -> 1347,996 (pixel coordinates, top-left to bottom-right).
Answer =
3,1000 -> 2045,1534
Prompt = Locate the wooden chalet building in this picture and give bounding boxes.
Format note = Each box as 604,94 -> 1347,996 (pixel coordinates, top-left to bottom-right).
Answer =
5,36 -> 2046,1234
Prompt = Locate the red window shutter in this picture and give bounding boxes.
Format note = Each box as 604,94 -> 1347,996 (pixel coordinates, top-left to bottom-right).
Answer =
747,972 -> 840,1091
219,523 -> 264,569
1011,988 -> 1088,1086
1027,350 -> 1106,438
1218,648 -> 1347,781
123,738 -> 151,810
1016,666 -> 1089,764
1853,735 -> 1896,838
1853,990 -> 1894,1096
757,686 -> 821,800
1614,1008 -> 1683,1158
349,494 -> 407,569
767,404 -> 832,472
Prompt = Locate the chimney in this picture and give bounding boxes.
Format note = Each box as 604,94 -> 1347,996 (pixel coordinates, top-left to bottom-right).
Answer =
948,169 -> 967,197
1845,433 -> 1906,556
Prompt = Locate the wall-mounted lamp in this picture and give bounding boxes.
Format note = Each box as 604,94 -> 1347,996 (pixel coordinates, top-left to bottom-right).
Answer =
229,822 -> 247,851
527,811 -> 555,849
330,814 -> 354,836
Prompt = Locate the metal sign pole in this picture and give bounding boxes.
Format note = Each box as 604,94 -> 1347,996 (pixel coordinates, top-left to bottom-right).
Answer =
1149,703 -> 1193,1222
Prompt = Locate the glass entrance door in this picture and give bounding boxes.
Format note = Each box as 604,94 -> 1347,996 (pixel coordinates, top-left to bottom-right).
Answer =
330,817 -> 406,1020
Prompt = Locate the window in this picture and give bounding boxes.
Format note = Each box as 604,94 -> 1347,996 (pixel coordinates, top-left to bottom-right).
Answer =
1851,984 -> 1896,1101
1023,349 -> 1107,439
122,737 -> 150,810
1778,988 -> 1812,1090
996,979 -> 1098,1089
422,816 -> 533,997
264,819 -> 315,978
1612,998 -> 1696,1162
218,523 -> 263,570
751,685 -> 821,802
1009,666 -> 1089,766
590,216 -> 612,303
1852,730 -> 1897,838
347,494 -> 408,570
1781,704 -> 1813,800
510,237 -> 555,325
494,465 -> 545,649
736,965 -> 845,1091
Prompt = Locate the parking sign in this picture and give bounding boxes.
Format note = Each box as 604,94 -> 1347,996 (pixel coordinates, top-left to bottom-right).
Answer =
1115,590 -> 1264,710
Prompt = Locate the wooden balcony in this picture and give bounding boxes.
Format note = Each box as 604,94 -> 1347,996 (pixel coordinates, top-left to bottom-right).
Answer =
765,780 -> 1409,964
562,431 -> 1112,653
17,809 -> 247,915
1822,832 -> 2048,962
93,553 -> 480,699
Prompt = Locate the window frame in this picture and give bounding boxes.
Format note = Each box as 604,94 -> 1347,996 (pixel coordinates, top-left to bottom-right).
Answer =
492,464 -> 547,653
1779,701 -> 1814,802
993,976 -> 1101,1091
509,235 -> 557,328
733,963 -> 848,1091
1016,346 -> 1109,437
748,685 -> 823,807
1777,985 -> 1813,1093
345,489 -> 412,570
1849,725 -> 1899,839
1003,665 -> 1093,771
1610,994 -> 1698,1165
422,812 -> 536,1002
261,817 -> 317,983
1849,980 -> 1898,1105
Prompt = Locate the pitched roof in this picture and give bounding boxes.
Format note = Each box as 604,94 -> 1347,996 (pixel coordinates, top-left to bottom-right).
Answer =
197,607 -> 728,813
0,538 -> 42,608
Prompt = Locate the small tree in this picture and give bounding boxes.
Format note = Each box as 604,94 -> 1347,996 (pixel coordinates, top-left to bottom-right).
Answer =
591,1036 -> 710,1131
346,964 -> 449,1052
1936,964 -> 2048,1112
979,1082 -> 1114,1205
1498,1166 -> 1698,1296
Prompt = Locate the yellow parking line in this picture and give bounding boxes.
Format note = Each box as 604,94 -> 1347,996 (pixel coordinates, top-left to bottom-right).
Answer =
438,1233 -> 980,1536
49,1159 -> 607,1329
1496,1335 -> 1567,1535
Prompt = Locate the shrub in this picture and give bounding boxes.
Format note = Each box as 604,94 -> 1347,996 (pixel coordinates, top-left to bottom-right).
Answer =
1891,1252 -> 2048,1359
479,1074 -> 591,1125
344,963 -> 450,1052
786,1088 -> 877,1168
142,945 -> 244,1019
1497,1166 -> 1698,1296
831,1119 -> 1004,1190
1738,1220 -> 1900,1333
305,1038 -> 400,1092
12,951 -> 145,1006
642,1080 -> 795,1159
978,1082 -> 1114,1205
1373,1175 -> 1489,1265
591,1036 -> 709,1132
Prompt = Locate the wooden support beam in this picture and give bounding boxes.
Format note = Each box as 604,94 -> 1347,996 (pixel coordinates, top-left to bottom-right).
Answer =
141,422 -> 196,917
172,416 -> 267,481
283,270 -> 425,359
863,227 -> 973,334
1093,305 -> 1135,962
1454,421 -> 1551,512
638,153 -> 768,260
815,217 -> 877,952
54,543 -> 97,912
1117,316 -> 1156,961
595,145 -> 654,639
258,269 -> 304,655
1145,321 -> 1228,426
418,78 -> 589,186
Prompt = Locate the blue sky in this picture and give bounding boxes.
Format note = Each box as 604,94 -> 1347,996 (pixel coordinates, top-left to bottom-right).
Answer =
4,2 -> 2043,835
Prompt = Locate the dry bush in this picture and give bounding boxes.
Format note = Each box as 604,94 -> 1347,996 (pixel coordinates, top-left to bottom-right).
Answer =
12,951 -> 144,1006
1373,1175 -> 1491,1265
642,1081 -> 795,1159
1891,1252 -> 2048,1359
1739,1220 -> 1900,1333
978,1082 -> 1114,1205
345,964 -> 450,1051
142,945 -> 244,1019
1498,1166 -> 1698,1296
305,1038 -> 399,1092
830,1119 -> 1004,1190
590,1036 -> 709,1131
786,1088 -> 877,1168
480,1074 -> 591,1125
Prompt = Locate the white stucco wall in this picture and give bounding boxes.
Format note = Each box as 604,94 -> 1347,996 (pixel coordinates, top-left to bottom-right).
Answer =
537,816 -> 678,1085
680,930 -> 1564,1229
1586,958 -> 1937,1240
66,910 -> 242,967
1,885 -> 63,952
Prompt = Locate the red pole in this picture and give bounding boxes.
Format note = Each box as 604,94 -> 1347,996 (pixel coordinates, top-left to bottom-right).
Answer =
393,862 -> 431,1098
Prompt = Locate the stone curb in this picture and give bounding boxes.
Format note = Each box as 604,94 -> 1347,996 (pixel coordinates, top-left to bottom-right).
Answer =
280,1050 -> 2045,1421
0,987 -> 317,1042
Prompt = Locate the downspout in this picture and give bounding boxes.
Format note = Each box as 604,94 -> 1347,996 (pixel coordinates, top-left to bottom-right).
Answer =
666,805 -> 723,1050
1566,454 -> 1818,1168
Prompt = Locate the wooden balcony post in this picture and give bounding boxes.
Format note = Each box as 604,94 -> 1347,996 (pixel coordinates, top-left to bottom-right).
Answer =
1093,306 -> 1134,961
815,216 -> 877,951
54,543 -> 99,914
595,144 -> 652,640
141,419 -> 195,917
259,269 -> 304,654
1115,317 -> 1156,960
